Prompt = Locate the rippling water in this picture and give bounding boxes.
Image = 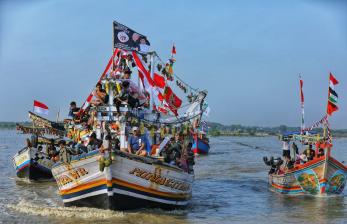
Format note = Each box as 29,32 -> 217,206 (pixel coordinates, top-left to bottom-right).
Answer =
1,130 -> 347,223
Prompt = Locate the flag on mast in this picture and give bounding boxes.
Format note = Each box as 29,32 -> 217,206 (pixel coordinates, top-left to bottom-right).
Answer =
327,73 -> 339,116
33,100 -> 49,115
171,43 -> 176,58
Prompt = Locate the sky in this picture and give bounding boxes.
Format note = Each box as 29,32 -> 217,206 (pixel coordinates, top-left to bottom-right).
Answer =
0,0 -> 346,128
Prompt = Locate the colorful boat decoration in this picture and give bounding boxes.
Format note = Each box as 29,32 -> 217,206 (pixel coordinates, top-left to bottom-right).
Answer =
12,146 -> 54,180
192,133 -> 210,155
49,21 -> 208,210
265,133 -> 347,195
264,73 -> 346,196
13,113 -> 66,181
52,150 -> 193,210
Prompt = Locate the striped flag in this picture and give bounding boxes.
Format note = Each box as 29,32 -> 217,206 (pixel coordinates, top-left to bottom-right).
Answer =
327,73 -> 339,116
33,100 -> 49,115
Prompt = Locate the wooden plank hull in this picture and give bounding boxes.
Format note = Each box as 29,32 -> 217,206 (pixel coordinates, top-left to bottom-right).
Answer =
269,156 -> 347,195
12,148 -> 53,180
52,151 -> 193,210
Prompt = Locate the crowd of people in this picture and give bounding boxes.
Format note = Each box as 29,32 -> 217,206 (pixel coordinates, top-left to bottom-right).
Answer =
22,50 -> 200,173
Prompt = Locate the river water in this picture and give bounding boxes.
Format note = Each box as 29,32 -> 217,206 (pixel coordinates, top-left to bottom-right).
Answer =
1,129 -> 347,224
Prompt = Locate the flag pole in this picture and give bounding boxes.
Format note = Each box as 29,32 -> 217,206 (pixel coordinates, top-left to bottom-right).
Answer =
299,74 -> 305,135
324,73 -> 331,140
149,52 -> 155,112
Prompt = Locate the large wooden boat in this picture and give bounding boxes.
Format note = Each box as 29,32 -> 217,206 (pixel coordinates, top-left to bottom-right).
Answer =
50,21 -> 208,210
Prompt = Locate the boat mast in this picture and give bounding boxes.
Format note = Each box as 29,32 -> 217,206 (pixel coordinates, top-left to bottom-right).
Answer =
149,52 -> 155,112
299,75 -> 305,135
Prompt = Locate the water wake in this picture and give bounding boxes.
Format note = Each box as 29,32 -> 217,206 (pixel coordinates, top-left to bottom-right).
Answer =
7,200 -> 124,219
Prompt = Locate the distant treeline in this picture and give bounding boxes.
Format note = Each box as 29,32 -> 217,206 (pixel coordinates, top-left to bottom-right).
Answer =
2,121 -> 347,137
207,122 -> 347,137
0,122 -> 31,129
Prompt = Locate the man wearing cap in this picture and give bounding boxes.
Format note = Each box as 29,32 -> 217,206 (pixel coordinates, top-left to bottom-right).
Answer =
127,126 -> 147,156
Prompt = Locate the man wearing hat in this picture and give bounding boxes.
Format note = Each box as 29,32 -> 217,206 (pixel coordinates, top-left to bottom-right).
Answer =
127,126 -> 147,156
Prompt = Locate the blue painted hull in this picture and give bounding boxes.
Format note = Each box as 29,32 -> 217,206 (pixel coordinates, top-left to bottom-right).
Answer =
192,137 -> 210,154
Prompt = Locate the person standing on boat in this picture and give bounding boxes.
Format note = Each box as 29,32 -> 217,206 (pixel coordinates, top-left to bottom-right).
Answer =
68,101 -> 80,119
46,139 -> 57,159
303,144 -> 315,161
163,133 -> 183,166
87,132 -> 101,152
58,140 -> 71,163
282,140 -> 290,159
126,126 -> 147,156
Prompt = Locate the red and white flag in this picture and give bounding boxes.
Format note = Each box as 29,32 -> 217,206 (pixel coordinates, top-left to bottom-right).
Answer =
33,100 -> 49,115
172,44 -> 176,56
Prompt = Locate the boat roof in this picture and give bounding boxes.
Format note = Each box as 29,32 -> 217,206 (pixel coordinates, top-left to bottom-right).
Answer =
281,130 -> 317,137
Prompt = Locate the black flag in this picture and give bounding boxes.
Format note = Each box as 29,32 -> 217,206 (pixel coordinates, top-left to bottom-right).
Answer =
113,21 -> 150,52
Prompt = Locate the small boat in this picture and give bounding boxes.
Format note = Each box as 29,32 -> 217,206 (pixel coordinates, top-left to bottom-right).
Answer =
192,132 -> 210,155
13,112 -> 66,181
13,146 -> 54,180
264,132 -> 347,195
263,73 -> 346,196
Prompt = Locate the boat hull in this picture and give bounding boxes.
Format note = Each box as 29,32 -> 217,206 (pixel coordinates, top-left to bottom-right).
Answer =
13,148 -> 53,180
269,156 -> 347,195
52,151 -> 193,210
192,137 -> 210,155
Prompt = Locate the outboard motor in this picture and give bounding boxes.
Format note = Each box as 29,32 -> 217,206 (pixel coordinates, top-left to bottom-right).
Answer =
263,156 -> 283,174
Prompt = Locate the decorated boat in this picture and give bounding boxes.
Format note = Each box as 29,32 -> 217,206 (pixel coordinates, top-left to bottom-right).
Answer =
13,146 -> 54,180
51,21 -> 208,210
13,112 -> 66,180
263,73 -> 346,195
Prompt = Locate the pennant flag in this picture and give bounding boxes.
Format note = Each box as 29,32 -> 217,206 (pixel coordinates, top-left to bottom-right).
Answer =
113,21 -> 150,52
329,72 -> 339,85
33,100 -> 49,115
327,73 -> 339,116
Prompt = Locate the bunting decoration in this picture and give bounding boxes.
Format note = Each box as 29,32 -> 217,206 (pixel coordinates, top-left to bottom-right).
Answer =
301,114 -> 328,132
327,73 -> 339,116
176,80 -> 187,93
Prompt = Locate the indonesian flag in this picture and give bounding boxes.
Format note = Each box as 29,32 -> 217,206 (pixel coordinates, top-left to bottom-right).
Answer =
327,73 -> 339,116
33,100 -> 49,115
172,44 -> 176,56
